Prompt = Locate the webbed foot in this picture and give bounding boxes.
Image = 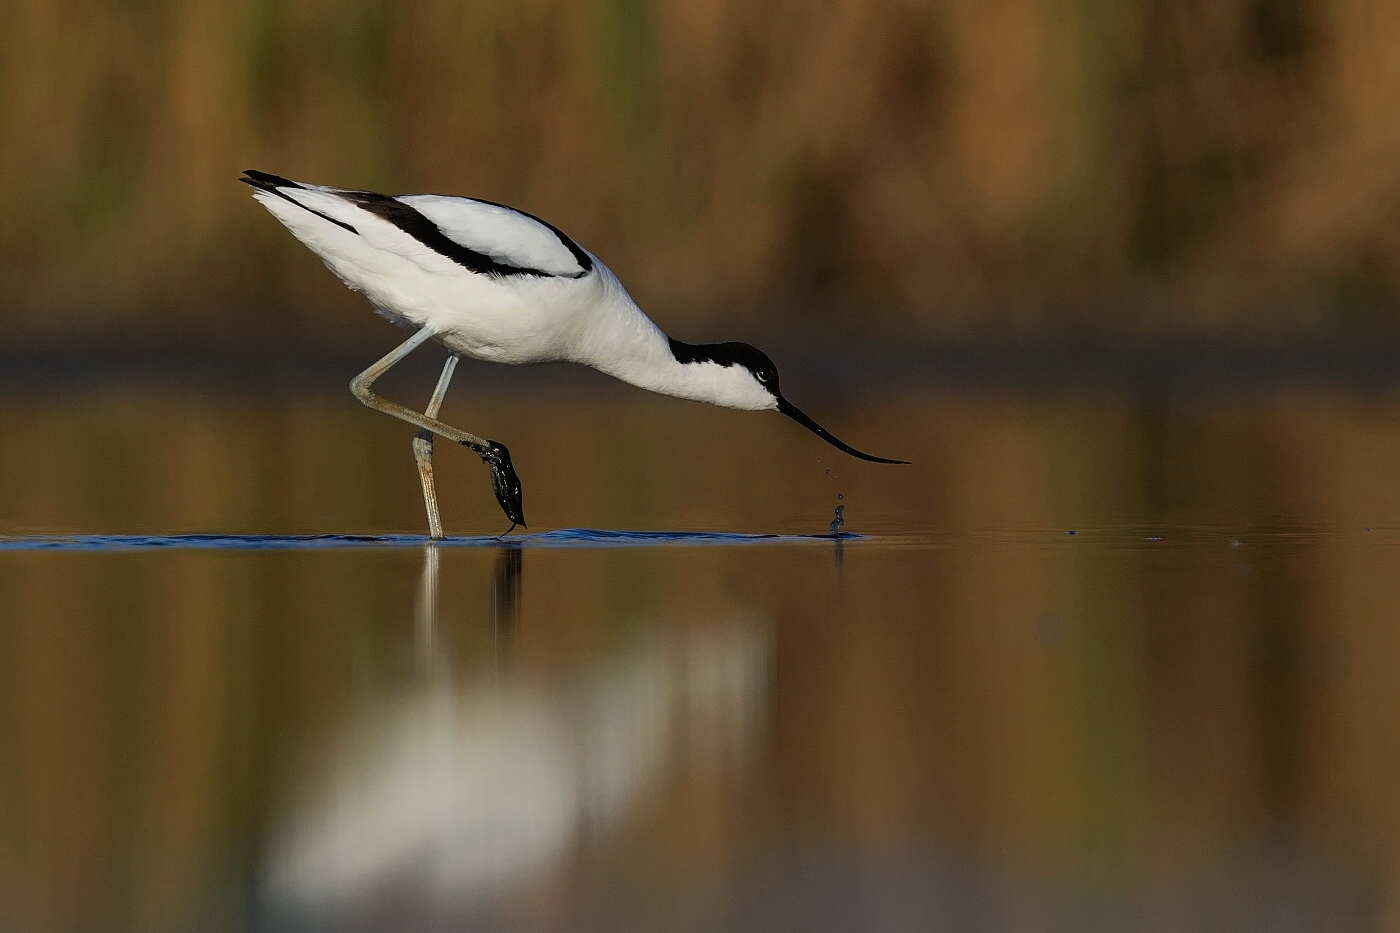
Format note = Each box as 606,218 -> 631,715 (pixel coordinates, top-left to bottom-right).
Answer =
471,439 -> 526,529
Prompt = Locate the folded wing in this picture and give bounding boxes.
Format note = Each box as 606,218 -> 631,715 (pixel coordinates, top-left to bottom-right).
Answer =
241,171 -> 593,280
401,195 -> 593,279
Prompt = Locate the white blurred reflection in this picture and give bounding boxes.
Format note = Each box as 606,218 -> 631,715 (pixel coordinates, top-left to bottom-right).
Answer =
262,545 -> 770,920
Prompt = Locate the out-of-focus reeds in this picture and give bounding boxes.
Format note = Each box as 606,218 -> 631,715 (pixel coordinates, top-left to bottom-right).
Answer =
2,0 -> 1398,345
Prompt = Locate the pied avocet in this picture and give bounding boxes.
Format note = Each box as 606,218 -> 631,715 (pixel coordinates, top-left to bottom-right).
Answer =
241,170 -> 906,536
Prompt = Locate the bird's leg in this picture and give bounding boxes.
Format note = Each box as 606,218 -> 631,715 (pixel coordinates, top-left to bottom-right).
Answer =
413,353 -> 458,539
351,327 -> 525,528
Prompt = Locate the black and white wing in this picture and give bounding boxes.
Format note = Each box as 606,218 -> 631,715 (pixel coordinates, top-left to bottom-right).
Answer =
401,195 -> 593,279
240,170 -> 593,280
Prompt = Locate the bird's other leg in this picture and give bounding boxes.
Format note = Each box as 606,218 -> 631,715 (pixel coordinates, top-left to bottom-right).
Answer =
351,327 -> 525,528
414,354 -> 459,539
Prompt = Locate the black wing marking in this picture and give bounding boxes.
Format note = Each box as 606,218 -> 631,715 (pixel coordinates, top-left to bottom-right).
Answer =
239,170 -> 358,235
242,169 -> 302,190
242,170 -> 589,279
342,190 -> 578,279
464,196 -> 594,275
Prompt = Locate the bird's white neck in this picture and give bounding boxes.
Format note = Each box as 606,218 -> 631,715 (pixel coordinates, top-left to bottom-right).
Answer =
570,282 -> 775,412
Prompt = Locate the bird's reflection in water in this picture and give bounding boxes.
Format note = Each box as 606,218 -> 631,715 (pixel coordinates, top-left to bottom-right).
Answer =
415,542 -> 522,687
413,544 -> 442,679
262,544 -> 770,926
490,540 -> 522,641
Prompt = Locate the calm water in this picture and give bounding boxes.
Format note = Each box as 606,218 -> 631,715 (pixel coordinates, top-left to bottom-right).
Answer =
4,365 -> 1400,930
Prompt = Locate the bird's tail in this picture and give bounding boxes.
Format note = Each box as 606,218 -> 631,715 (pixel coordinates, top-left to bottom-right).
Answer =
239,169 -> 304,193
239,170 -> 359,235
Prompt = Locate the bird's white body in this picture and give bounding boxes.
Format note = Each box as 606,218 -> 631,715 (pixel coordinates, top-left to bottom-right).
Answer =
243,170 -> 903,533
249,181 -> 777,411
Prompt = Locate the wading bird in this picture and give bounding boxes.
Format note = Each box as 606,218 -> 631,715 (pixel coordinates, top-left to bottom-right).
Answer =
241,170 -> 906,537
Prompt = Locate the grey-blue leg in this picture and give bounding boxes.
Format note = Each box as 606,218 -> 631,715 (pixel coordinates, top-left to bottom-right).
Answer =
351,327 -> 525,530
413,354 -> 459,539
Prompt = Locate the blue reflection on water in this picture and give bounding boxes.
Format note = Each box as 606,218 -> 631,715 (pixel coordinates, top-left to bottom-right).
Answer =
0,529 -> 861,551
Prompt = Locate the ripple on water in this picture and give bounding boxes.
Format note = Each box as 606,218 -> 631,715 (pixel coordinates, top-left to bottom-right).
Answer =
0,529 -> 862,552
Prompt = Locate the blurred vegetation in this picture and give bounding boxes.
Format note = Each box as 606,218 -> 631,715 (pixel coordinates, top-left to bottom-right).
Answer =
2,0 -> 1400,346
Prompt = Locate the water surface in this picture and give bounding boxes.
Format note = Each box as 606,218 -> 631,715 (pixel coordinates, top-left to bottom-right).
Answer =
3,372 -> 1399,930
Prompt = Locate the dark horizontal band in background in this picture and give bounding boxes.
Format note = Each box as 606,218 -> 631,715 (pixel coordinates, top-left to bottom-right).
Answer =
1,339 -> 1399,395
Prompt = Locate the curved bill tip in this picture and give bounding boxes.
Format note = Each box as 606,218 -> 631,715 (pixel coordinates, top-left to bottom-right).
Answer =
776,397 -> 910,465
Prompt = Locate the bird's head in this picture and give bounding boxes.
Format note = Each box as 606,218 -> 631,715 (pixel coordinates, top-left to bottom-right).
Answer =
668,338 -> 909,464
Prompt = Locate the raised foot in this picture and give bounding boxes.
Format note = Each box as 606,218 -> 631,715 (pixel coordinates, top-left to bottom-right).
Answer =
471,439 -> 526,529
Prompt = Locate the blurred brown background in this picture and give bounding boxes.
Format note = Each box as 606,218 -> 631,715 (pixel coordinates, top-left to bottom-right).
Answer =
9,6 -> 1400,927
4,0 -> 1400,350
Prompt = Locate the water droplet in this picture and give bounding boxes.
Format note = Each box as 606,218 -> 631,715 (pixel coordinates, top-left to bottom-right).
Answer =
829,503 -> 845,536
1066,530 -> 1078,536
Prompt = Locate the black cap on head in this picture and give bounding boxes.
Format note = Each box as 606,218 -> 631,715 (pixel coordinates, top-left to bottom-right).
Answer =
670,338 -> 781,394
669,337 -> 907,464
